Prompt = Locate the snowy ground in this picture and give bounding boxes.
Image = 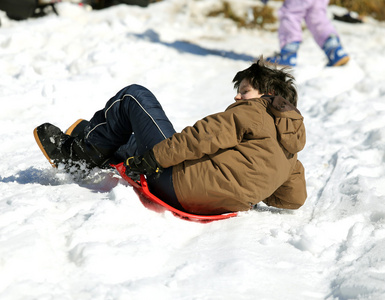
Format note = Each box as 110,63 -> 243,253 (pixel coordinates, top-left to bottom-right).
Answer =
1,1 -> 385,299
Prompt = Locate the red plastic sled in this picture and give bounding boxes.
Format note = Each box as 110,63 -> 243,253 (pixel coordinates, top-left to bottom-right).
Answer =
112,162 -> 237,223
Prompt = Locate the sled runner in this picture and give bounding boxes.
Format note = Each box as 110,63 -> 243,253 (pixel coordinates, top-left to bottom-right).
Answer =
112,162 -> 238,223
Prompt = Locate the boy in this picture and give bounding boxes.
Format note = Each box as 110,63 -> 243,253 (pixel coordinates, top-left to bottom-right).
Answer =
34,58 -> 307,215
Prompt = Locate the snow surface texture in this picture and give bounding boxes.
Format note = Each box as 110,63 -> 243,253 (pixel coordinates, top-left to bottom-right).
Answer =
1,1 -> 385,299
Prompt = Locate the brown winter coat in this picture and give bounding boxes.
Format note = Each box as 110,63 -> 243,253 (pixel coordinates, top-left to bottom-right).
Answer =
153,96 -> 307,215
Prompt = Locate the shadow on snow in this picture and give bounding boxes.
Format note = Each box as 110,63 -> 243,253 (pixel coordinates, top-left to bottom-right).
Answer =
130,29 -> 255,62
0,167 -> 120,193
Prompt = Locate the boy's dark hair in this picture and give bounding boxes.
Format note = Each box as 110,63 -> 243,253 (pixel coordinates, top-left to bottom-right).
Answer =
232,56 -> 298,107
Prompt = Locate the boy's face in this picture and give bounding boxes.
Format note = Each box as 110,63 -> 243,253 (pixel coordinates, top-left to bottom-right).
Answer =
234,79 -> 263,101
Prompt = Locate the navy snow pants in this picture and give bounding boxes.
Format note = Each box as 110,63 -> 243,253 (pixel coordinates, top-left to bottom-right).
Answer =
84,84 -> 183,210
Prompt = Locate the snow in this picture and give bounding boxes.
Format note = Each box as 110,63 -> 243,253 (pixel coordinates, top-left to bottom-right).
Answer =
1,1 -> 385,299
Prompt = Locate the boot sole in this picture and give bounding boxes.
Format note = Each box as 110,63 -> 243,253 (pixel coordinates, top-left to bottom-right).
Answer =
33,127 -> 57,168
333,55 -> 350,66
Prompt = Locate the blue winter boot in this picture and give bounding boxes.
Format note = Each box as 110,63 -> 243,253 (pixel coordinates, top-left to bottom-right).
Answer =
266,41 -> 300,67
322,35 -> 350,66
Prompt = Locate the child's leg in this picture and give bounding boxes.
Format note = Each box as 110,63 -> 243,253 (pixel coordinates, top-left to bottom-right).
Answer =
277,0 -> 309,48
84,84 -> 176,158
304,0 -> 338,48
85,84 -> 182,209
267,0 -> 311,66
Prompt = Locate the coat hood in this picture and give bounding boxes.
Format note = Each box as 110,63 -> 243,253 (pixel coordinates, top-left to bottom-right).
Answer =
264,95 -> 306,154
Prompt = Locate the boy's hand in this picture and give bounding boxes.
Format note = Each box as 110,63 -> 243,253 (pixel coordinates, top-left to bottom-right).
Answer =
124,149 -> 163,180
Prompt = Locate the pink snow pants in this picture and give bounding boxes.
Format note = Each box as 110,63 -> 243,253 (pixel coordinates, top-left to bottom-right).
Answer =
278,0 -> 338,48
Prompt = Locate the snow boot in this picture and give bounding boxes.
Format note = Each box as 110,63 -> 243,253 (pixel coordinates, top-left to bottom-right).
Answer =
33,123 -> 109,171
65,119 -> 118,169
322,35 -> 350,67
266,41 -> 300,67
